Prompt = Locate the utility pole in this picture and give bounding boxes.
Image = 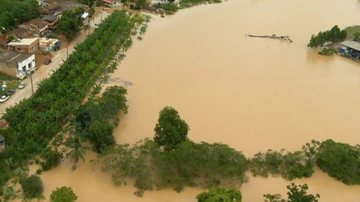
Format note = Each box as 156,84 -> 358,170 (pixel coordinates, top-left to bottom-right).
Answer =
30,71 -> 34,95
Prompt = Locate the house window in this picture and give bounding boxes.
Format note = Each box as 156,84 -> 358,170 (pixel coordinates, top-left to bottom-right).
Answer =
28,63 -> 32,68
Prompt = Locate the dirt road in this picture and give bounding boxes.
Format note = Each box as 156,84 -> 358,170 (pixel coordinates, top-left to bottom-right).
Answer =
0,9 -> 111,117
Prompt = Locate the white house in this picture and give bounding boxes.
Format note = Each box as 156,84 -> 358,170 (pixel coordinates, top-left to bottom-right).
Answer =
0,51 -> 36,79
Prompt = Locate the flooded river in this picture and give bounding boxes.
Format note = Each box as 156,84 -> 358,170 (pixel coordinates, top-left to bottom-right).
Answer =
41,0 -> 360,201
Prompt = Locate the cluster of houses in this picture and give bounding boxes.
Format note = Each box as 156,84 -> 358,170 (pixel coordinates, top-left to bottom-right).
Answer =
0,0 -> 93,79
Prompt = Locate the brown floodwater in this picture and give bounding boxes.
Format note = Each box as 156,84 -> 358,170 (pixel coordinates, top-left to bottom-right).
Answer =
41,0 -> 360,201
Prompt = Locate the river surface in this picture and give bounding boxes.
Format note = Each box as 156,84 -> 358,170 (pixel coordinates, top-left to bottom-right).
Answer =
41,0 -> 360,201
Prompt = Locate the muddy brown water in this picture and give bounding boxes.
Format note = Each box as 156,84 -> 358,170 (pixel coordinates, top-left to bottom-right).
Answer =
41,0 -> 360,201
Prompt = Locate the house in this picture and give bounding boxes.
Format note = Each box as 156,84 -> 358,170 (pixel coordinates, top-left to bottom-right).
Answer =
7,38 -> 40,54
339,40 -> 360,60
39,38 -> 61,52
19,18 -> 49,37
43,15 -> 60,29
0,135 -> 5,153
10,27 -> 37,39
0,51 -> 36,79
102,0 -> 120,7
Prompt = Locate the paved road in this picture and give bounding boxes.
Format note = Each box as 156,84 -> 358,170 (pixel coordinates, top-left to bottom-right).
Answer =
0,9 -> 111,117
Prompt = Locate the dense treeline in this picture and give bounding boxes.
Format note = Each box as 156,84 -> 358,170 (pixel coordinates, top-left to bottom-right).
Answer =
308,25 -> 347,48
179,0 -> 222,9
0,0 -> 40,31
0,11 -> 145,189
76,86 -> 128,153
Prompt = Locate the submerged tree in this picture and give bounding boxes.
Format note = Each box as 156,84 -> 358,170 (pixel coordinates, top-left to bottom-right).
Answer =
50,186 -> 77,202
264,183 -> 320,202
154,106 -> 189,151
197,187 -> 242,202
66,135 -> 85,170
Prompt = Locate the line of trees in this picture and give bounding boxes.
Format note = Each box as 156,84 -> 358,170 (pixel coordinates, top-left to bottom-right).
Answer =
308,25 -> 347,48
0,0 -> 40,31
99,106 -> 360,197
0,10 -> 146,192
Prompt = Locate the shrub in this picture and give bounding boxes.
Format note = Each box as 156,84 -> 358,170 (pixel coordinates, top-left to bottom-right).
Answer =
20,175 -> 43,199
40,149 -> 62,171
197,187 -> 242,202
264,183 -> 320,202
316,139 -> 360,184
50,186 -> 77,202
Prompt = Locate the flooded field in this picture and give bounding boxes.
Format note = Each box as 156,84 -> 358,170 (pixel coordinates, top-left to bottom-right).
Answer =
41,0 -> 360,201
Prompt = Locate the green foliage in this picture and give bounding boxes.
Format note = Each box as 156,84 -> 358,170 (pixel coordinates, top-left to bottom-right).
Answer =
316,139 -> 360,184
57,8 -> 85,40
0,11 -> 146,190
20,175 -> 43,199
0,0 -> 40,30
318,47 -> 338,56
354,32 -> 360,42
66,135 -> 86,169
179,0 -> 222,9
39,149 -> 62,171
154,106 -> 189,151
152,3 -> 179,15
249,150 -> 314,180
134,0 -> 150,9
197,187 -> 242,202
264,183 -> 320,202
50,186 -> 77,202
100,139 -> 248,195
76,86 -> 128,153
1,186 -> 17,201
77,0 -> 96,6
308,25 -> 347,48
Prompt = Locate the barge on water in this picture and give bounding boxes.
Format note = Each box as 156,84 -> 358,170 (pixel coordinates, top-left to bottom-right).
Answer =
339,40 -> 360,62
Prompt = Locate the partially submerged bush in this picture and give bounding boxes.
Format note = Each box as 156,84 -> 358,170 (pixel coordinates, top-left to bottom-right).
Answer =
197,187 -> 242,202
50,186 -> 77,202
20,175 -> 43,199
316,139 -> 360,184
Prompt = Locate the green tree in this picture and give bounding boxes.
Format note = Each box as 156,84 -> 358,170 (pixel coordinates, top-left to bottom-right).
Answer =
66,135 -> 86,170
197,187 -> 242,202
354,32 -> 360,42
50,186 -> 77,202
264,183 -> 319,202
20,175 -> 43,199
154,106 -> 189,151
57,8 -> 84,40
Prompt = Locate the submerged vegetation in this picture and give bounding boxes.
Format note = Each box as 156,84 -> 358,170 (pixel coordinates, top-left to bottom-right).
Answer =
0,10 -> 147,196
197,187 -> 242,202
264,183 -> 320,202
308,25 -> 347,48
179,0 -> 222,8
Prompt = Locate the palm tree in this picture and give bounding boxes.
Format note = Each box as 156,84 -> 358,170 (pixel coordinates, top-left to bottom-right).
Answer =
66,135 -> 86,170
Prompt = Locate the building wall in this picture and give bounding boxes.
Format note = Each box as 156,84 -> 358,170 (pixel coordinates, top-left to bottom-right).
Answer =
8,39 -> 40,54
17,54 -> 36,78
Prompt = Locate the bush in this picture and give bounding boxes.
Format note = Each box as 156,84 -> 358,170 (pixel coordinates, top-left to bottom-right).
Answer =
179,0 -> 222,8
100,140 -> 248,195
264,183 -> 320,202
316,139 -> 360,184
40,149 -> 62,171
308,25 -> 347,48
20,175 -> 43,199
50,186 -> 77,202
152,3 -> 179,15
197,187 -> 242,202
249,150 -> 314,180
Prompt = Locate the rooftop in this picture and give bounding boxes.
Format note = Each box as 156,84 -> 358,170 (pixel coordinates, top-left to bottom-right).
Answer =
0,51 -> 34,68
341,40 -> 360,52
7,38 -> 39,46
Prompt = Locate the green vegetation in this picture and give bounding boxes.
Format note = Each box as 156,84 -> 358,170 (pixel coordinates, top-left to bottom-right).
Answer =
20,175 -> 43,199
264,183 -> 320,202
39,148 -> 62,171
179,0 -> 222,9
100,139 -> 248,196
345,25 -> 360,40
50,186 -> 77,202
0,0 -> 40,31
249,149 -> 314,180
318,47 -> 338,56
0,10 -> 146,190
316,139 -> 360,184
75,86 -> 128,153
197,187 -> 242,202
152,3 -> 179,15
57,8 -> 85,40
308,25 -> 347,48
154,106 -> 189,151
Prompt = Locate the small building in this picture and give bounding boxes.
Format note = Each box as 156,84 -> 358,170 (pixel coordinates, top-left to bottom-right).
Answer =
10,27 -> 37,39
102,0 -> 118,7
0,135 -> 5,153
39,38 -> 61,52
0,51 -> 36,79
340,40 -> 360,60
7,38 -> 40,54
19,18 -> 49,37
